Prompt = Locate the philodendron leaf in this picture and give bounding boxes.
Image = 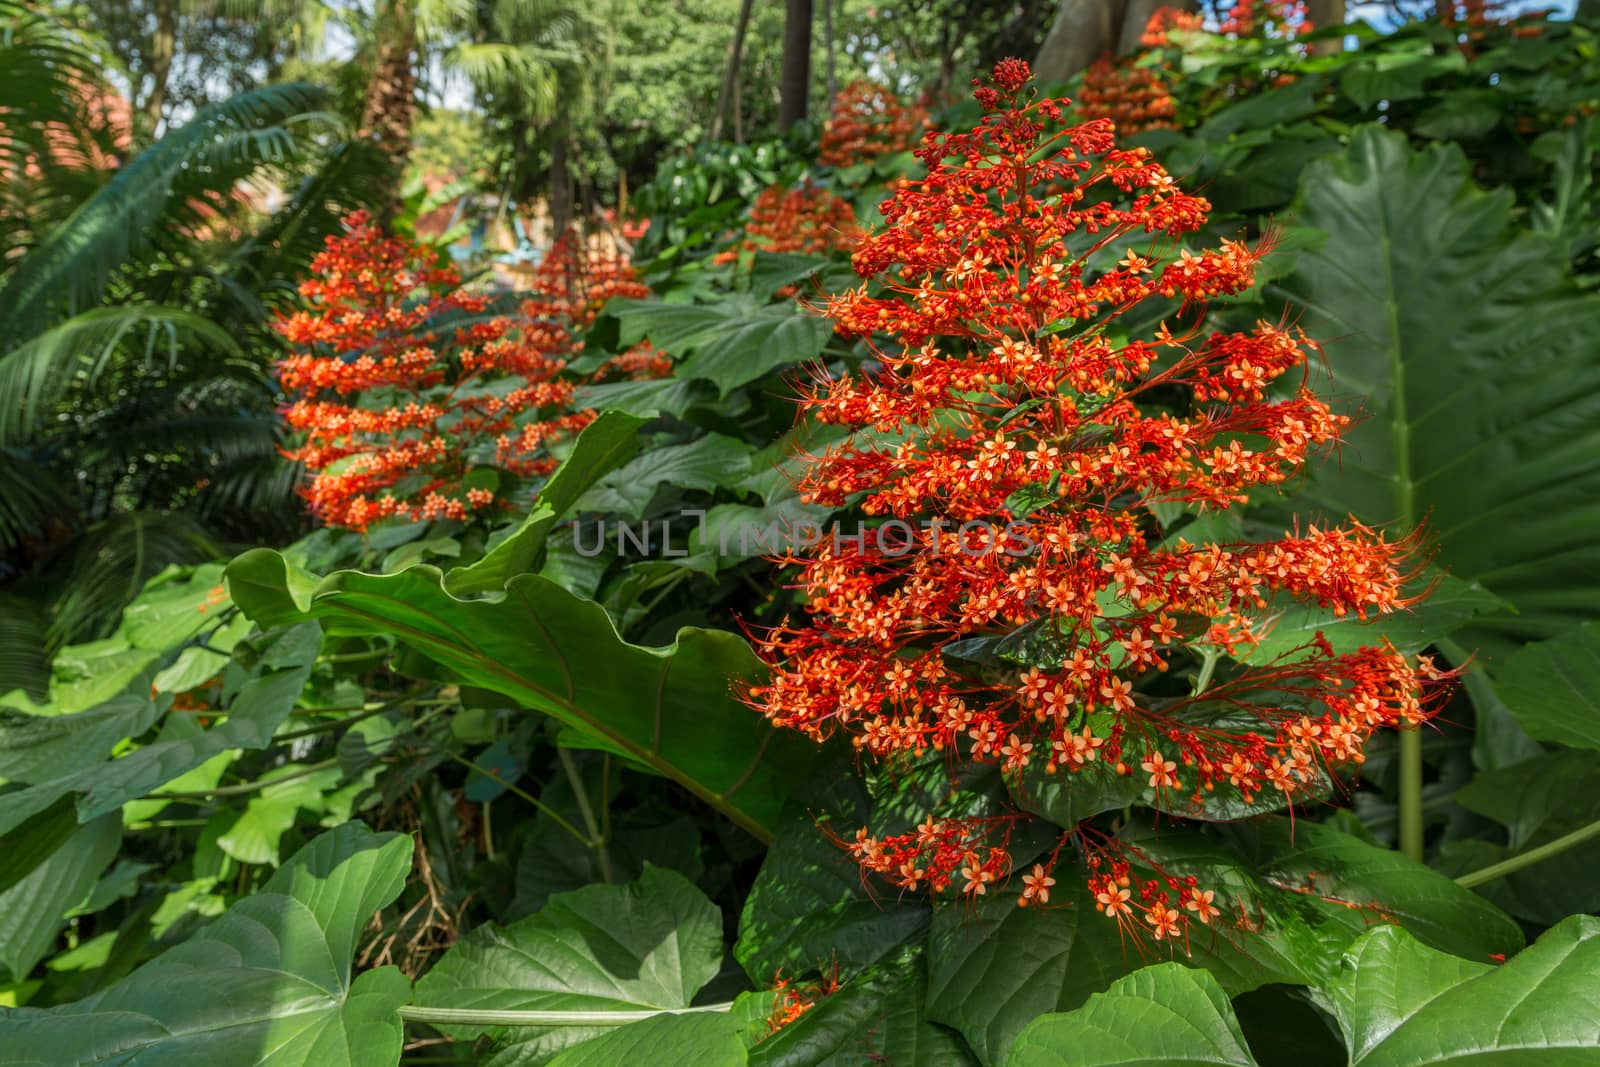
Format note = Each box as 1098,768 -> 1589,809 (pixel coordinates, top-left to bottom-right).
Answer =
0,622 -> 322,836
1322,915 -> 1600,1065
0,823 -> 413,1066
226,551 -> 818,839
1009,963 -> 1259,1067
545,1012 -> 747,1067
1493,621 -> 1600,751
443,411 -> 647,597
607,297 -> 834,394
0,812 -> 120,980
1281,125 -> 1600,657
414,865 -> 725,1064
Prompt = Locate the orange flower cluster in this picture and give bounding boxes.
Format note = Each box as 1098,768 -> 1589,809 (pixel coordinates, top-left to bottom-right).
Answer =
748,61 -> 1443,935
276,214 -> 658,530
715,179 -> 861,266
1077,56 -> 1178,133
1139,5 -> 1204,47
819,80 -> 930,169
1218,0 -> 1312,38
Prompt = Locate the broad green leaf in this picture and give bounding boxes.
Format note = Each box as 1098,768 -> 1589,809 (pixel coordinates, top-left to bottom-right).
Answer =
1241,576 -> 1505,664
414,866 -> 724,1064
226,551 -> 817,838
1493,622 -> 1600,750
577,433 -> 754,518
0,797 -> 80,897
1322,916 -> 1600,1065
546,1012 -> 747,1067
0,813 -> 119,980
570,376 -> 709,418
609,298 -> 834,394
1009,963 -> 1259,1067
1453,749 -> 1600,923
0,823 -> 413,1067
735,778 -> 929,986
444,412 -> 647,596
924,878 -> 1133,1065
1282,126 -> 1600,656
0,623 -> 321,836
1243,820 -> 1523,966
746,945 -> 977,1067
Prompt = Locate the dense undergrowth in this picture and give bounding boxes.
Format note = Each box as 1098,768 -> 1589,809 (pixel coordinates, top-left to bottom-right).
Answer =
3,4 -> 1600,1065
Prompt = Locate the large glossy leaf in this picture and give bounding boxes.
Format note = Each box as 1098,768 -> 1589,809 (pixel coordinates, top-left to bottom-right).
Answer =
1009,963 -> 1258,1067
0,823 -> 413,1066
1493,621 -> 1600,750
1280,125 -> 1600,657
414,866 -> 725,1064
444,411 -> 647,596
1453,749 -> 1600,923
577,433 -> 754,518
607,298 -> 834,394
746,945 -> 977,1067
735,776 -> 930,986
1321,916 -> 1600,1065
0,812 -> 119,980
0,622 -> 322,836
226,551 -> 817,839
546,1013 -> 747,1067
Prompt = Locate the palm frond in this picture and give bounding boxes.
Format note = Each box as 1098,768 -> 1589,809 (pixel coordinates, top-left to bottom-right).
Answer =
0,592 -> 50,700
0,305 -> 245,448
0,449 -> 76,556
0,81 -> 338,345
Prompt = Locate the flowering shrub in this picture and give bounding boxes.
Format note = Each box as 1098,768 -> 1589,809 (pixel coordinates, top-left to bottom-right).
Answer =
1218,0 -> 1312,39
750,60 -> 1443,944
1139,4 -> 1204,47
818,79 -> 930,168
276,214 -> 656,530
715,179 -> 861,265
1076,55 -> 1179,133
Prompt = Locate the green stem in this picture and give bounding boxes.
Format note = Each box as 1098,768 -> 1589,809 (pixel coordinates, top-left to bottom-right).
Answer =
559,746 -> 615,884
153,757 -> 339,800
398,1003 -> 735,1028
1455,817 -> 1600,890
447,753 -> 591,848
1398,728 -> 1424,862
1191,649 -> 1221,696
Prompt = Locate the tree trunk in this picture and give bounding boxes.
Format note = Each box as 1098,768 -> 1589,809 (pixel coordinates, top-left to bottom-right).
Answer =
778,0 -> 813,131
1035,0 -> 1125,85
711,0 -> 757,142
823,0 -> 837,105
550,121 -> 573,236
141,0 -> 177,138
1305,0 -> 1346,52
360,0 -> 419,185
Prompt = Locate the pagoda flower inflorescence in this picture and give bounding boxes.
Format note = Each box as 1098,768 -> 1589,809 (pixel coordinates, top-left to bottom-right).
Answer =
819,79 -> 931,169
715,178 -> 861,267
748,60 -> 1447,945
276,214 -> 660,531
1076,55 -> 1179,134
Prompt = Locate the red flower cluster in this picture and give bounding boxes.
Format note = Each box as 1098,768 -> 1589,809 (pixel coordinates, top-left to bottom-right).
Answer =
1218,0 -> 1312,38
819,79 -> 930,168
1139,5 -> 1204,47
276,214 -> 658,530
748,62 -> 1444,937
715,179 -> 861,265
1077,56 -> 1179,133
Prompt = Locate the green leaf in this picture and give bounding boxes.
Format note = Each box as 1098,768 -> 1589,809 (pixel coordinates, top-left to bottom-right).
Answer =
1493,621 -> 1600,750
1009,963 -> 1259,1067
570,377 -> 709,418
924,878 -> 1133,1065
226,551 -> 817,839
415,866 -> 725,1063
444,411 -> 647,596
735,778 -> 929,986
0,823 -> 413,1067
0,622 -> 322,836
577,433 -> 754,518
1241,576 -> 1505,665
746,945 -> 977,1067
1322,916 -> 1600,1065
0,813 -> 119,980
546,1013 -> 747,1067
609,298 -> 833,394
1453,749 -> 1600,923
1282,126 -> 1600,656
0,797 -> 80,897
